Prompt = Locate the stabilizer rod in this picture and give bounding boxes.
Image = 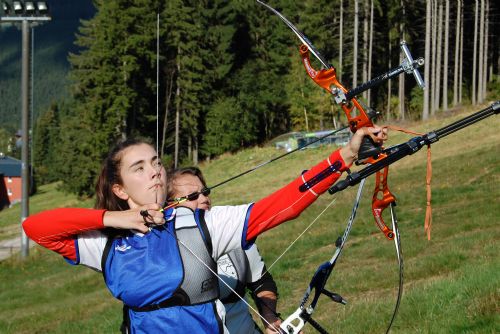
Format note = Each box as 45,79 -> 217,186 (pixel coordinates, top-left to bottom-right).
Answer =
329,101 -> 500,194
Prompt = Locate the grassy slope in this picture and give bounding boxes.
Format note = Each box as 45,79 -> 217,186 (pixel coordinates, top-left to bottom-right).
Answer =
0,104 -> 499,333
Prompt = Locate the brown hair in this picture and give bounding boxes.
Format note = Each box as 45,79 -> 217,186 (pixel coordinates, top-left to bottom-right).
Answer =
166,166 -> 207,201
94,138 -> 153,210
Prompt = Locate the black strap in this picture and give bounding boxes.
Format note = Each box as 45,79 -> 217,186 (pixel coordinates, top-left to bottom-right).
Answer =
220,289 -> 245,304
247,265 -> 278,296
101,228 -> 123,278
196,209 -> 213,256
120,305 -> 130,334
299,160 -> 342,192
129,293 -> 189,312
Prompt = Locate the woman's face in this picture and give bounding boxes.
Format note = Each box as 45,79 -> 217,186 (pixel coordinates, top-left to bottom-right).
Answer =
112,143 -> 167,209
171,174 -> 211,211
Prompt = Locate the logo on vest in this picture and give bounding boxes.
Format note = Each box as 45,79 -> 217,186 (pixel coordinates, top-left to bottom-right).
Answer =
115,244 -> 131,252
218,256 -> 237,278
201,277 -> 217,293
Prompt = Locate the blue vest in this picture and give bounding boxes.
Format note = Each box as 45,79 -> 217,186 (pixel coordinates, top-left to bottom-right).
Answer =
102,208 -> 222,334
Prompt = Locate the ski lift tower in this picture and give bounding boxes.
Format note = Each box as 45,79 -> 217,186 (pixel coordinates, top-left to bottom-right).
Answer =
1,1 -> 51,258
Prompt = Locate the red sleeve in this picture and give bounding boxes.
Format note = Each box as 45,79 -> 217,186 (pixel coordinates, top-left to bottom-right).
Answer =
22,208 -> 106,261
246,149 -> 350,240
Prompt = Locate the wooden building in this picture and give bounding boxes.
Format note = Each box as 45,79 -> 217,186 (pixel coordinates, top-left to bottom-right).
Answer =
0,154 -> 23,209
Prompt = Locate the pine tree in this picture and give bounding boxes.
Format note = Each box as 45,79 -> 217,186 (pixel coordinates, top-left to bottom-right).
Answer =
62,0 -> 164,195
33,103 -> 59,184
197,0 -> 238,163
233,0 -> 292,141
398,0 -> 406,120
0,128 -> 14,156
203,97 -> 256,156
453,0 -> 461,107
435,2 -> 443,111
472,0 -> 479,105
164,1 -> 210,164
442,0 -> 450,111
423,0 -> 431,119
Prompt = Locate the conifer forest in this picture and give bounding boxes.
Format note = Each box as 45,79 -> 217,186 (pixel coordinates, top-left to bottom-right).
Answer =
0,0 -> 498,197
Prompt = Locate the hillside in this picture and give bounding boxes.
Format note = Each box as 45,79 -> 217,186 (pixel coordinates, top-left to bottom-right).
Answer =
0,0 -> 95,130
0,104 -> 499,333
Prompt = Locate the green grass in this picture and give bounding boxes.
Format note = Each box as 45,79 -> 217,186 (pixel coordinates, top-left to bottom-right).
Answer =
1,104 -> 499,333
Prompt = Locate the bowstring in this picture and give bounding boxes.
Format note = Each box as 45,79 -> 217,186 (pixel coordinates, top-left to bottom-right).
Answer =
277,180 -> 366,334
264,197 -> 337,275
155,12 -> 161,205
151,6 -> 346,318
149,15 -> 276,330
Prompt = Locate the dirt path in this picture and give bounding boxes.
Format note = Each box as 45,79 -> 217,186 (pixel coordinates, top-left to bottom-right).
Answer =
0,236 -> 35,261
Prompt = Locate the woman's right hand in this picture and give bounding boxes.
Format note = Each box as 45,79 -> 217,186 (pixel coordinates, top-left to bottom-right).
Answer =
103,203 -> 165,233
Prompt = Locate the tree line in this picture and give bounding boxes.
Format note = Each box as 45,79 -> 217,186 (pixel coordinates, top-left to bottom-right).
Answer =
32,0 -> 499,197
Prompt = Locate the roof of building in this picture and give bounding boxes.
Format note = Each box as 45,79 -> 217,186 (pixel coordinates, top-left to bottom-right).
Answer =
0,154 -> 22,177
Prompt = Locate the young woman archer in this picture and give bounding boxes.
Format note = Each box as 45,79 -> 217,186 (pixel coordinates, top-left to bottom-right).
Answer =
23,126 -> 387,333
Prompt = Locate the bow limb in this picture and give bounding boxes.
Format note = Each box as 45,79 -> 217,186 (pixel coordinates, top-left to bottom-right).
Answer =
299,46 -> 375,132
386,203 -> 404,334
256,0 -> 331,69
371,166 -> 396,240
257,1 -> 376,135
281,179 -> 367,334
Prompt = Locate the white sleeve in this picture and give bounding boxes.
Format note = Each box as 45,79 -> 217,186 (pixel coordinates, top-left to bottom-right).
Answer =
205,204 -> 252,260
245,244 -> 266,283
76,230 -> 108,272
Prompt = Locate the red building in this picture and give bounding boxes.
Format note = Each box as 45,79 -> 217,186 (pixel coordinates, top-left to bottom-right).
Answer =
0,154 -> 23,209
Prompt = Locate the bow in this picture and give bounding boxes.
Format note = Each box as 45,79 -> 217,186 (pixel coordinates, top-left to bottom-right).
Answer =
271,98 -> 499,334
256,1 -> 426,332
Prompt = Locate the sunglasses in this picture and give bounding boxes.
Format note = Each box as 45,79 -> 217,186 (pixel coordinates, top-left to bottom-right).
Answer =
168,187 -> 211,203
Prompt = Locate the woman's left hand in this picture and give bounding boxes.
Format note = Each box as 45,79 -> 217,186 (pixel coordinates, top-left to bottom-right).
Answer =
340,125 -> 388,165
